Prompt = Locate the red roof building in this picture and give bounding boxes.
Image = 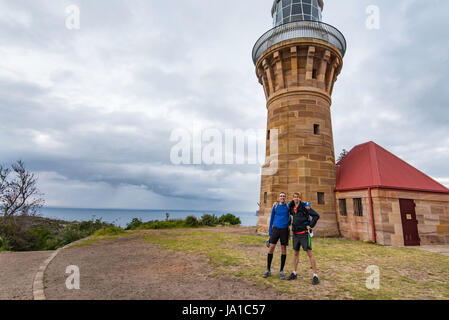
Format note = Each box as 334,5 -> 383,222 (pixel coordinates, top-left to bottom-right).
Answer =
336,141 -> 449,194
334,142 -> 449,246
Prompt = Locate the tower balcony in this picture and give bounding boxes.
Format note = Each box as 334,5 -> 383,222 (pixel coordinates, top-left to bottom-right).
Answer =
252,20 -> 347,65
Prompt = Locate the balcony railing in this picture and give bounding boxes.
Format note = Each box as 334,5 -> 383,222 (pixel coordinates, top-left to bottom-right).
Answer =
252,20 -> 347,64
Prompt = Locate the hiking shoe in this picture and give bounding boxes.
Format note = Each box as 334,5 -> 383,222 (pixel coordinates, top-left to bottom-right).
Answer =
280,271 -> 286,280
287,273 -> 297,281
263,270 -> 271,278
312,276 -> 320,285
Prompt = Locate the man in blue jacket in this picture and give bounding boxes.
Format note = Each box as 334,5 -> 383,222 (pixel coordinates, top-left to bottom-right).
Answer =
263,192 -> 290,280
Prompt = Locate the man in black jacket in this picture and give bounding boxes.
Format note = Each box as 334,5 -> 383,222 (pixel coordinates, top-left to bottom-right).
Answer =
286,193 -> 320,285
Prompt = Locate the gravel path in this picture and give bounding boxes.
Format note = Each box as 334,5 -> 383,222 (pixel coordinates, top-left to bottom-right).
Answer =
0,251 -> 53,300
44,233 -> 293,300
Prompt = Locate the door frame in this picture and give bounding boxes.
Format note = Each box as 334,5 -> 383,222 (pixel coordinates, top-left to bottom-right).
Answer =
399,198 -> 421,246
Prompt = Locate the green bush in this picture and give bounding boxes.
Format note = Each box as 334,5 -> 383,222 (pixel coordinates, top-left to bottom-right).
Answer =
126,218 -> 143,230
219,213 -> 241,226
0,223 -> 38,251
93,226 -> 125,236
126,213 -> 242,231
200,214 -> 219,226
30,227 -> 56,250
0,218 -> 113,252
139,219 -> 186,230
56,219 -> 113,247
0,234 -> 11,251
185,215 -> 199,227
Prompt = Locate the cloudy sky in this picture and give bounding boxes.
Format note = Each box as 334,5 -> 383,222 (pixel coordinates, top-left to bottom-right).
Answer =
0,0 -> 448,212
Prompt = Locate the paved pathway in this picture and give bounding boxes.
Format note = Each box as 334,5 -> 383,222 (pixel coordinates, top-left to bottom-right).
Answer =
0,251 -> 54,300
414,245 -> 449,257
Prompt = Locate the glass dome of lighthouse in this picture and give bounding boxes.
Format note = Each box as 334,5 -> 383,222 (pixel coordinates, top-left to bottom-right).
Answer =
253,0 -> 345,64
272,0 -> 324,26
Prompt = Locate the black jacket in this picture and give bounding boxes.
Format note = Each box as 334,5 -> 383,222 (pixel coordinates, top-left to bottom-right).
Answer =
288,201 -> 320,233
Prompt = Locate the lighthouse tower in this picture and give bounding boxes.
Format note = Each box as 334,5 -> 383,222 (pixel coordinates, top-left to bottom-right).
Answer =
254,0 -> 346,236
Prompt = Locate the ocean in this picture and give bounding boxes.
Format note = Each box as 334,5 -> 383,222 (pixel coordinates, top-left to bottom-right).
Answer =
38,207 -> 259,228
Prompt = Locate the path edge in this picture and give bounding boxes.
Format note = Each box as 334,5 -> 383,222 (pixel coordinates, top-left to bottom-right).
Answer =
32,237 -> 90,300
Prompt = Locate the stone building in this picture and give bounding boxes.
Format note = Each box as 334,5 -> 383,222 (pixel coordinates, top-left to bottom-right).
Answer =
336,141 -> 449,246
253,1 -> 449,246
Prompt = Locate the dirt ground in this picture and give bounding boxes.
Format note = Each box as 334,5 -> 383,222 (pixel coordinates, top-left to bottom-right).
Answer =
44,228 -> 294,300
0,251 -> 53,300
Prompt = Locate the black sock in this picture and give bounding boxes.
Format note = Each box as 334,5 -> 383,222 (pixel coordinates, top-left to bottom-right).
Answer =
281,254 -> 287,272
267,254 -> 273,271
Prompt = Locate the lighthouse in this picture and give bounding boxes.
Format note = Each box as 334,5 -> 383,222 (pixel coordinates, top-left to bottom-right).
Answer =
254,0 -> 346,236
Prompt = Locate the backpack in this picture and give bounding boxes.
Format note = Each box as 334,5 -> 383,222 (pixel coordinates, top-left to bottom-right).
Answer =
291,202 -> 313,225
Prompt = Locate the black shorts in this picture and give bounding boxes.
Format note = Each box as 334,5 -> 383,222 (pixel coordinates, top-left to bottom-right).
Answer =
270,227 -> 289,246
293,233 -> 312,252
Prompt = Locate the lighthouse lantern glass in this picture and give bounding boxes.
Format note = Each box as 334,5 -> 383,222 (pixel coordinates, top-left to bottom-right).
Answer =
273,0 -> 322,27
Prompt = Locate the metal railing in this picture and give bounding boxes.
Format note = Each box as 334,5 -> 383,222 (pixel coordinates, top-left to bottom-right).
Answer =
252,20 -> 347,64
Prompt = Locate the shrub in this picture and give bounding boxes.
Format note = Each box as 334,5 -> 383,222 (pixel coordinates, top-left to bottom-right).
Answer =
126,218 -> 143,230
140,219 -> 186,230
0,217 -> 115,252
127,213 -> 242,231
30,227 -> 56,250
0,234 -> 11,251
185,215 -> 199,227
218,214 -> 241,226
0,223 -> 39,251
200,214 -> 220,226
93,226 -> 125,237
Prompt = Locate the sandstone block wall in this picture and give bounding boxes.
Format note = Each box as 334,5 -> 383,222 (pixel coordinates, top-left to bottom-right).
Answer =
255,39 -> 343,237
336,189 -> 449,246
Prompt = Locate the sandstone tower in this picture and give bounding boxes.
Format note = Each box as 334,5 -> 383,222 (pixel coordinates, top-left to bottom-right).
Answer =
254,0 -> 346,236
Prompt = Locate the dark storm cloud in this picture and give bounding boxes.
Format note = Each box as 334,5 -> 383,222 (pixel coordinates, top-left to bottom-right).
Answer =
1,0 -> 448,210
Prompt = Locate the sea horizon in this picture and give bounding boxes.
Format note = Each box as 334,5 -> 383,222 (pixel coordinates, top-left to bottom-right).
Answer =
38,206 -> 259,228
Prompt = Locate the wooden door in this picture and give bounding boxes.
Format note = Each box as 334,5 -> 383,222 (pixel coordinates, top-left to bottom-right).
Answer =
399,199 -> 420,246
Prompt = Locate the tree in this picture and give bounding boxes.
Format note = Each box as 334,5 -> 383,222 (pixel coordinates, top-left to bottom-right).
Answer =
0,161 -> 45,225
337,149 -> 349,163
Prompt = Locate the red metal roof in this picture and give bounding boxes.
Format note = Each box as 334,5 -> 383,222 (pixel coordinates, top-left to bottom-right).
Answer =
336,141 -> 449,194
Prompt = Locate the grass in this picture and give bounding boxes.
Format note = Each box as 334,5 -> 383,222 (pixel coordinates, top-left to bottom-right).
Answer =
71,227 -> 138,248
142,228 -> 449,300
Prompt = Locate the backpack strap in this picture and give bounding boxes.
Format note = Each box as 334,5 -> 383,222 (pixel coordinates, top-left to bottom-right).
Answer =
274,203 -> 279,216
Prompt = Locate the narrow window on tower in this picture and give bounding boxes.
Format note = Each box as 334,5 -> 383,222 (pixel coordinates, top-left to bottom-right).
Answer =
314,124 -> 320,135
317,192 -> 325,205
312,68 -> 317,79
267,129 -> 270,140
264,192 -> 268,204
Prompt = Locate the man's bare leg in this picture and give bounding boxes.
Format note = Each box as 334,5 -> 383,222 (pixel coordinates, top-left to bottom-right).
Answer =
307,250 -> 317,274
307,250 -> 319,284
292,250 -> 300,273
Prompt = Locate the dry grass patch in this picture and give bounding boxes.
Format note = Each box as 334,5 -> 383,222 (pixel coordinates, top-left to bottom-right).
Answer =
142,229 -> 449,300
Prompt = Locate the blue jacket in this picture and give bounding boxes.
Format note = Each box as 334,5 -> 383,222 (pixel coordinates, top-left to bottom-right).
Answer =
269,202 -> 290,236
